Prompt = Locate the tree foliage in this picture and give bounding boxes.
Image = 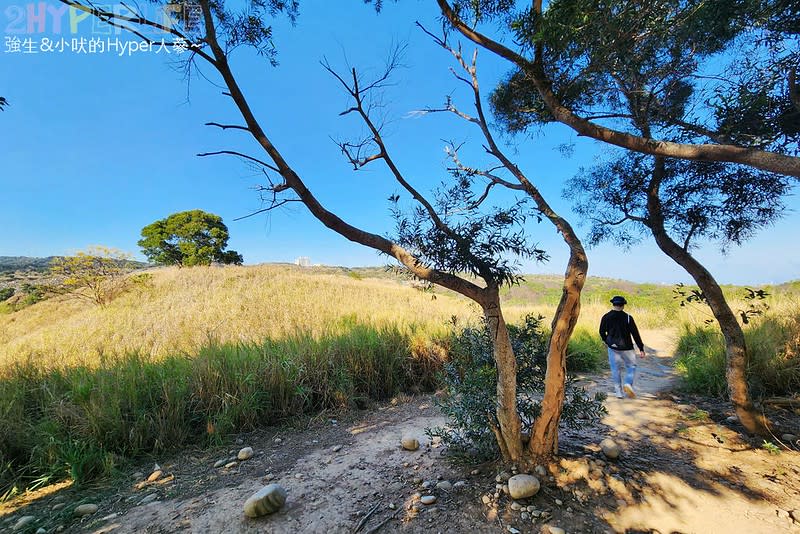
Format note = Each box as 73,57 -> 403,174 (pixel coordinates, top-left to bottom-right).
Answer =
489,0 -> 799,154
50,246 -> 135,307
567,155 -> 791,251
391,172 -> 547,288
138,210 -> 243,267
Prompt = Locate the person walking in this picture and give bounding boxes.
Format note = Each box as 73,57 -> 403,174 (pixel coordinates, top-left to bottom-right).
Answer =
599,295 -> 646,398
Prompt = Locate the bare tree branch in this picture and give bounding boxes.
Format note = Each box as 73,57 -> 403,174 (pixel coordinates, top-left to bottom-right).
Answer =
197,150 -> 281,173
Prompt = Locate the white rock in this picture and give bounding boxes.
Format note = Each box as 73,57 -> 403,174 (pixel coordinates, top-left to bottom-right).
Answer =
224,461 -> 238,469
332,445 -> 343,453
600,438 -> 621,459
12,516 -> 36,531
507,527 -> 520,534
244,484 -> 287,518
74,504 -> 99,516
238,447 -> 254,460
470,469 -> 480,475
534,465 -> 548,478
548,527 -> 566,534
507,474 -> 540,499
420,495 -> 437,505
139,493 -> 158,506
555,499 -> 563,506
213,459 -> 227,468
36,528 -> 46,534
435,481 -> 452,491
453,480 -> 467,490
401,435 -> 420,451
726,415 -> 738,423
501,484 -> 510,495
481,494 -> 492,505
510,501 -> 523,511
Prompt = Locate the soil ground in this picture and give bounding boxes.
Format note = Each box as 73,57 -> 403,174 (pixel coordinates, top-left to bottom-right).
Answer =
2,329 -> 799,533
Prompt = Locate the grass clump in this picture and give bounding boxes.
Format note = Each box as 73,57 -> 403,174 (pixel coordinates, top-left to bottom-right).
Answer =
675,310 -> 800,398
566,327 -> 607,372
0,324 -> 446,498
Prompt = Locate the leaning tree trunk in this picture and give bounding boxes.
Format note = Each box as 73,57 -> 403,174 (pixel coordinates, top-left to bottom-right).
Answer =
646,159 -> 770,435
483,288 -> 524,461
528,242 -> 588,458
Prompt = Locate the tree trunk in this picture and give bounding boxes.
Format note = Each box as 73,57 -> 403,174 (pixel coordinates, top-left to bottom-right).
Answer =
646,159 -> 771,436
483,288 -> 524,461
528,245 -> 588,458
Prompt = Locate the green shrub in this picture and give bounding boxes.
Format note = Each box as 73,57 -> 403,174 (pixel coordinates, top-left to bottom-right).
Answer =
675,312 -> 800,398
566,328 -> 607,372
0,288 -> 13,302
427,314 -> 607,461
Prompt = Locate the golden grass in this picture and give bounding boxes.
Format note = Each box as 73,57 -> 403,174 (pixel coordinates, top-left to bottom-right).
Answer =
0,265 -> 474,369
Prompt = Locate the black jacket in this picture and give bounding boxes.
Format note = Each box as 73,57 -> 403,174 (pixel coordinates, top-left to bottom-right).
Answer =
599,310 -> 644,351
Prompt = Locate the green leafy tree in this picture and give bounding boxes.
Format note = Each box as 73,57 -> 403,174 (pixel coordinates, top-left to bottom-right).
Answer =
138,210 -> 243,267
438,0 -> 800,177
50,246 -> 135,307
439,0 -> 798,436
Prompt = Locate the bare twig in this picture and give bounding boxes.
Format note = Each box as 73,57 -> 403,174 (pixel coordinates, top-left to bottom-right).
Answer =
363,510 -> 399,534
353,502 -> 381,533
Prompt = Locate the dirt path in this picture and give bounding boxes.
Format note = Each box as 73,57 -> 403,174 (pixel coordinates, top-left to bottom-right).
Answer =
3,329 -> 799,533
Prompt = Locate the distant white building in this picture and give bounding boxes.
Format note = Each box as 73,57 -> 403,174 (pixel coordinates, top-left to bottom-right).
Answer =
294,256 -> 311,267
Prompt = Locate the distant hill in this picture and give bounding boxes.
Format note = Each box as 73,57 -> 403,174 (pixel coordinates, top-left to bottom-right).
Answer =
0,256 -> 57,273
0,256 -> 149,274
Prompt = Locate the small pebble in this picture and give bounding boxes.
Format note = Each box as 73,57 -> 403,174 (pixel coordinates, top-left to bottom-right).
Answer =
548,527 -> 566,534
74,503 -> 99,516
435,481 -> 452,491
507,527 -> 520,534
332,445 -> 343,453
420,495 -> 437,505
401,434 -> 420,451
555,499 -> 563,506
213,459 -> 227,468
138,494 -> 158,506
224,461 -> 238,469
12,516 -> 35,532
237,447 -> 254,460
146,470 -> 162,482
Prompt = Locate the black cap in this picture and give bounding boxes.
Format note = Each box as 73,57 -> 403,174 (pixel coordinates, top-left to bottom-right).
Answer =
610,295 -> 627,305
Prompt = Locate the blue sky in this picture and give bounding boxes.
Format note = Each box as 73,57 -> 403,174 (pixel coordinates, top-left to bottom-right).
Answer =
1,0 -> 798,285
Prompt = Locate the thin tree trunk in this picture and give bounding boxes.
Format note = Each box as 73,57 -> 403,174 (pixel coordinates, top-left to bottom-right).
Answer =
483,288 -> 523,461
528,245 -> 588,458
646,158 -> 771,436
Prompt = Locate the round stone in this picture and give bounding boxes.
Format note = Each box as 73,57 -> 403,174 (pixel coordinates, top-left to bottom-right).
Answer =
401,435 -> 420,451
213,459 -> 227,468
74,504 -> 99,516
600,438 -> 621,459
534,465 -> 548,478
238,447 -> 254,460
420,495 -> 437,505
507,474 -> 541,499
548,527 -> 566,534
243,484 -> 287,518
435,481 -> 452,491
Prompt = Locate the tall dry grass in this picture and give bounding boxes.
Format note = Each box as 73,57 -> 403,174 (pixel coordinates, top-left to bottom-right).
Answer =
0,265 -> 474,369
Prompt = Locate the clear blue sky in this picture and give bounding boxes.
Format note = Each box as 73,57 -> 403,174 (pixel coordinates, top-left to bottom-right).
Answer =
1,0 -> 798,285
